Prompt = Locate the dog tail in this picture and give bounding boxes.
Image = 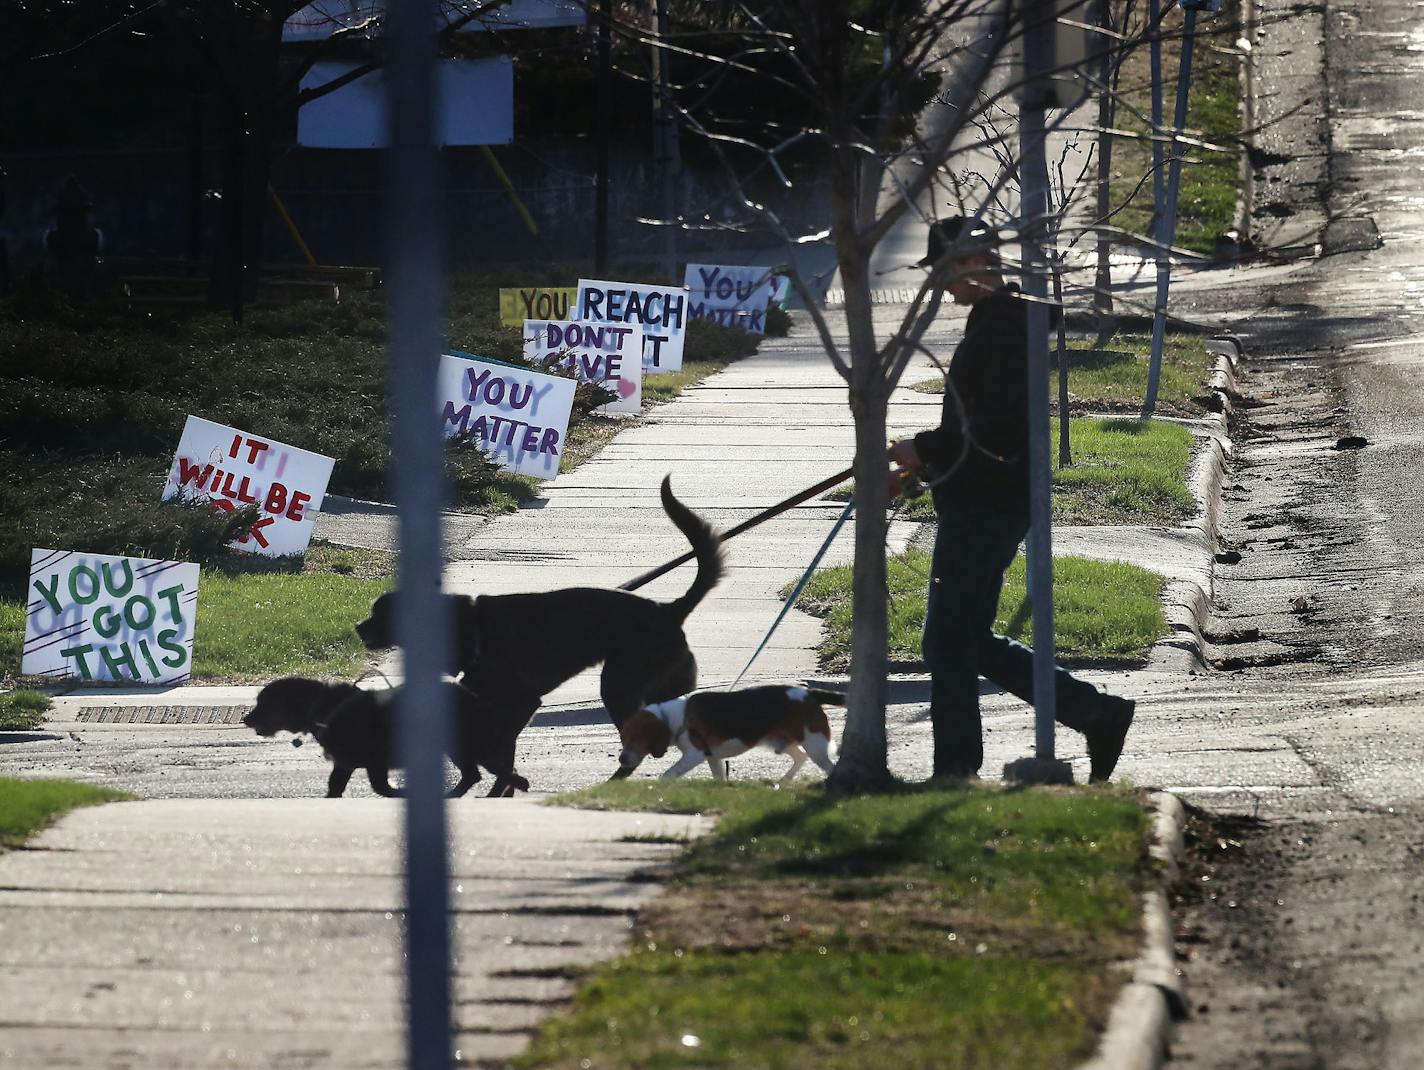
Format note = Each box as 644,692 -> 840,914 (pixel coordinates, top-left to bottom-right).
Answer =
805,688 -> 848,707
662,475 -> 725,622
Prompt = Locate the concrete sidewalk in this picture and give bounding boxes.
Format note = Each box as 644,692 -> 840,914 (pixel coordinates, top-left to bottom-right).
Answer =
0,796 -> 708,1069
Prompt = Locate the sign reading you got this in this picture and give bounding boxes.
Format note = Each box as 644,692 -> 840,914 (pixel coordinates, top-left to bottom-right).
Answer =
575,279 -> 688,373
683,264 -> 784,335
438,353 -> 576,479
23,549 -> 200,684
165,417 -> 336,557
522,319 -> 643,415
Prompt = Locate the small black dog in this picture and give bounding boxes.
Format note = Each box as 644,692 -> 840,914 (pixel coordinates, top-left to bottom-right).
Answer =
356,476 -> 724,747
243,677 -> 529,799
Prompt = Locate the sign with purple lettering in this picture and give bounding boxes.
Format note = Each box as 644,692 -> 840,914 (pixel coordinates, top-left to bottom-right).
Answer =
574,279 -> 687,374
437,353 -> 576,479
23,549 -> 200,685
164,416 -> 336,558
683,264 -> 779,334
523,319 -> 643,415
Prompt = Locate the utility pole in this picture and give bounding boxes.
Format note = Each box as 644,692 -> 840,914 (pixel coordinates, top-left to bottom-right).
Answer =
1007,0 -> 1072,784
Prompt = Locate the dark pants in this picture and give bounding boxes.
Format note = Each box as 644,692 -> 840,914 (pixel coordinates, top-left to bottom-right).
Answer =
922,500 -> 1102,776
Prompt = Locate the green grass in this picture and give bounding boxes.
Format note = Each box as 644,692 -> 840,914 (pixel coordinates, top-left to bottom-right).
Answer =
0,689 -> 52,730
797,551 -> 1167,672
913,331 -> 1216,418
2,542 -> 394,685
526,781 -> 1151,1070
0,776 -> 131,849
835,416 -> 1196,525
1108,7 -> 1243,252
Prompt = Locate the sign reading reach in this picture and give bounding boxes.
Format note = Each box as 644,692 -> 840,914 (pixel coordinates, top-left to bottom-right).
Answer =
574,279 -> 688,373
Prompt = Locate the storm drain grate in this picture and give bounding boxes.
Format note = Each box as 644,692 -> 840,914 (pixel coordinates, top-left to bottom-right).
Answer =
74,706 -> 249,725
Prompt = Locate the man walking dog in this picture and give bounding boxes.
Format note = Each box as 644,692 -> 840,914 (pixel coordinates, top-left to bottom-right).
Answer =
889,216 -> 1135,782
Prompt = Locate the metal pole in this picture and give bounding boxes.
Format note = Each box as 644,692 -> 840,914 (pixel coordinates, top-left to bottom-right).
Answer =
385,0 -> 454,1067
1020,0 -> 1058,758
594,0 -> 612,272
1144,6 -> 1199,417
1142,0 -> 1167,416
654,0 -> 679,279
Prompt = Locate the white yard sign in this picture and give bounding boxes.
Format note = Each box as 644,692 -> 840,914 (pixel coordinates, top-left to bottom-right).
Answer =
574,279 -> 688,374
22,549 -> 200,685
683,263 -> 780,334
164,416 -> 335,558
437,353 -> 576,479
523,319 -> 643,414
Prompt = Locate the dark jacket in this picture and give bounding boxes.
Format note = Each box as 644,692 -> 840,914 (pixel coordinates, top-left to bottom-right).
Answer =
912,284 -> 1028,517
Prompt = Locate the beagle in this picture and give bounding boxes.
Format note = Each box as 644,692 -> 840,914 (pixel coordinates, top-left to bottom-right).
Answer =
616,685 -> 844,787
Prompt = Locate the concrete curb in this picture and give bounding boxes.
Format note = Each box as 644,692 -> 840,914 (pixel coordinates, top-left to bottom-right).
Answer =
1147,341 -> 1241,672
1077,790 -> 1188,1070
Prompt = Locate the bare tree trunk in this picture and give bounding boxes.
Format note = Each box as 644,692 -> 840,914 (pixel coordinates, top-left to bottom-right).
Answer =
828,237 -> 895,792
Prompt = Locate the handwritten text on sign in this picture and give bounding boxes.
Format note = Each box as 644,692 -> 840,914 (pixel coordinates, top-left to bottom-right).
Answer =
22,549 -> 200,684
575,279 -> 687,373
683,263 -> 780,334
165,417 -> 335,557
523,319 -> 643,415
437,353 -> 576,479
498,286 -> 579,328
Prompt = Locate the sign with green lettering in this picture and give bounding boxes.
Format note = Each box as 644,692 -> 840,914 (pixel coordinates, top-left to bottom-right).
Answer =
22,550 -> 200,684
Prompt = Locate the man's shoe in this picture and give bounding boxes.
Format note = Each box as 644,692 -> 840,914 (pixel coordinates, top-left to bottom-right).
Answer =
1085,694 -> 1135,783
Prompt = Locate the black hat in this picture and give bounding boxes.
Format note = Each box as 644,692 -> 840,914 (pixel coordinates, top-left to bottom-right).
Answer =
917,216 -> 994,267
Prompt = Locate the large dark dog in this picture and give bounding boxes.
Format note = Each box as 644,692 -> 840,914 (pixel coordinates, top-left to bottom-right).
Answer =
356,476 -> 724,752
243,677 -> 529,798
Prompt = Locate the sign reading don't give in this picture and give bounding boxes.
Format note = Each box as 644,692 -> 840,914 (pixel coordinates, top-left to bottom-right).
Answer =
22,549 -> 200,684
437,353 -> 576,479
523,319 -> 643,414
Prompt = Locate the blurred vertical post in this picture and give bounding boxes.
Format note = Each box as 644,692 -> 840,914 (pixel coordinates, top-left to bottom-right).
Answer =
1019,0 -> 1058,759
653,0 -> 680,278
385,1 -> 455,1068
1142,0 -> 1168,416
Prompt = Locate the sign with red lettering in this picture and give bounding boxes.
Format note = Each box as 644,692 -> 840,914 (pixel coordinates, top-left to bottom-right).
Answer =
522,319 -> 643,414
163,416 -> 336,557
23,549 -> 200,684
437,353 -> 576,479
575,279 -> 688,374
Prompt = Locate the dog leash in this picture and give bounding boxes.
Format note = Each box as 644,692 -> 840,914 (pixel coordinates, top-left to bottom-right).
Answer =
619,465 -> 855,593
730,497 -> 856,689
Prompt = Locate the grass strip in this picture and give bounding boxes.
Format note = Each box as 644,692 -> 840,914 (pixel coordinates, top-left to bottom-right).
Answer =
912,331 -> 1216,418
527,781 -> 1151,1070
1,542 -> 393,685
0,776 -> 131,849
797,551 -> 1166,672
0,689 -> 52,731
834,416 -> 1196,525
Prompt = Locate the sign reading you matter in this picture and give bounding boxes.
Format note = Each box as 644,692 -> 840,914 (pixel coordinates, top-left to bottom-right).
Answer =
23,549 -> 200,684
499,286 -> 579,328
165,416 -> 336,557
437,353 -> 576,479
683,264 -> 781,335
523,319 -> 643,415
575,279 -> 688,373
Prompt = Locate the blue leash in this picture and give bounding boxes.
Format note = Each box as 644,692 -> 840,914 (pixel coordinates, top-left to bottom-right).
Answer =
730,498 -> 857,688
